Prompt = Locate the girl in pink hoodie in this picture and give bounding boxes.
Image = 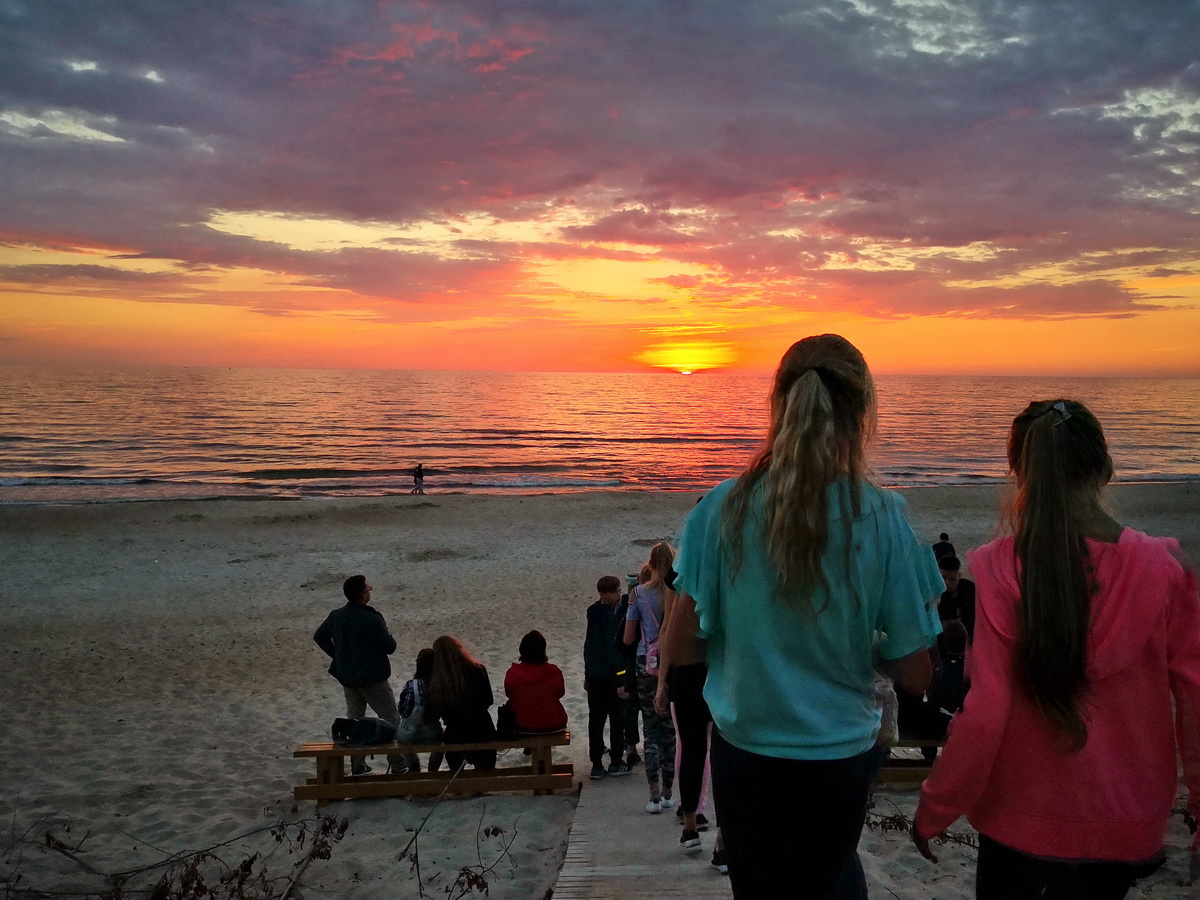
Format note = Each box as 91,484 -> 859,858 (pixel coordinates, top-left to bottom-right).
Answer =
913,399 -> 1200,899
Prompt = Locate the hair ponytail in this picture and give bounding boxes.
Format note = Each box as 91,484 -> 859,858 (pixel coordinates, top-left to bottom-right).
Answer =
723,335 -> 874,614
1006,400 -> 1112,751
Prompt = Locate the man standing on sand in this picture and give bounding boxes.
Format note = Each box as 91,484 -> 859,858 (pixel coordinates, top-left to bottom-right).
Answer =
313,575 -> 404,774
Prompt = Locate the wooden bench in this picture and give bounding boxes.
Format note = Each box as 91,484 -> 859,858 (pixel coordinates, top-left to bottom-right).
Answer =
293,731 -> 573,805
874,736 -> 948,785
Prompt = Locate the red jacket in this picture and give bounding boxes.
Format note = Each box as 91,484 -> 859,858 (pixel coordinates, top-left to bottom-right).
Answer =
916,529 -> 1200,861
504,661 -> 567,734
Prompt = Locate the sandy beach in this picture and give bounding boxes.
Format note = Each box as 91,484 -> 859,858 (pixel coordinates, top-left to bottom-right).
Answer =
1,484 -> 1197,898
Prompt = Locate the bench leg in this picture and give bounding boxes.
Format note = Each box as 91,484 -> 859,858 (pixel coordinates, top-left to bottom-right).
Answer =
530,745 -> 551,796
315,755 -> 345,807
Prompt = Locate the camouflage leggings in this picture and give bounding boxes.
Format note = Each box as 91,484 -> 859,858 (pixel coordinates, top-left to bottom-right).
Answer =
636,657 -> 676,792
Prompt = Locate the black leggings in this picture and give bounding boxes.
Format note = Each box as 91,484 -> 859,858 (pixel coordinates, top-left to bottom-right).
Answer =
976,834 -> 1163,900
667,662 -> 712,815
712,729 -> 876,899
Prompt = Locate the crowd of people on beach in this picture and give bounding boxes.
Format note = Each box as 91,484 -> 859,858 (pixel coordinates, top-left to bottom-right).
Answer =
312,333 -> 1200,900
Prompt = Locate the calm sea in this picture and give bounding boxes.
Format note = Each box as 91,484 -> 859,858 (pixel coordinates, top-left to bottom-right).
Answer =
1,367 -> 1198,504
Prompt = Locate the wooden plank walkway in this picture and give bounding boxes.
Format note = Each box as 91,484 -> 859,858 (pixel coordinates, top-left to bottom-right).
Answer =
552,764 -> 732,899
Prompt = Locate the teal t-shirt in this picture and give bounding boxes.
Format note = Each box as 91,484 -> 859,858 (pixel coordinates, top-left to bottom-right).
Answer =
673,477 -> 942,760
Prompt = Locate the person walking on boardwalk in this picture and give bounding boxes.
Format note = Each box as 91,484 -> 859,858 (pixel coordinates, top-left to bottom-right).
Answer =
313,575 -> 405,774
624,542 -> 678,813
671,334 -> 941,897
913,400 -> 1200,898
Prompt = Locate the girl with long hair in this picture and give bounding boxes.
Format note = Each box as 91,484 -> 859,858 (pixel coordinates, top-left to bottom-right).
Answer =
671,334 -> 941,897
623,542 -> 679,812
914,400 -> 1200,898
427,635 -> 498,772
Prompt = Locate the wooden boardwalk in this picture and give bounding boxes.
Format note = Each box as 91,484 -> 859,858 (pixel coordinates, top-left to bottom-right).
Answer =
552,765 -> 732,900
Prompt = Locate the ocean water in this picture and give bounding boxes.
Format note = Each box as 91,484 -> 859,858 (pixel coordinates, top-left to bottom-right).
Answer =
1,367 -> 1198,504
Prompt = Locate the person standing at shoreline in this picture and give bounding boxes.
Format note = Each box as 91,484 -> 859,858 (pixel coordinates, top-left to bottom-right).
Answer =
412,463 -> 425,494
313,575 -> 404,774
671,334 -> 941,898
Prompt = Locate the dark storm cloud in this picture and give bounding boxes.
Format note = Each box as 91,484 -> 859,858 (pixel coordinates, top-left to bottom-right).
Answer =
1,0 -> 1197,319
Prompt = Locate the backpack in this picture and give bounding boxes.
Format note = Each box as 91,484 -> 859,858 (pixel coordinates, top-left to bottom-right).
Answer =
331,716 -> 397,746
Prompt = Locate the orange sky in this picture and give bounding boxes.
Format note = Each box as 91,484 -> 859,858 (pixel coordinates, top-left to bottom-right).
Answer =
3,3 -> 1199,375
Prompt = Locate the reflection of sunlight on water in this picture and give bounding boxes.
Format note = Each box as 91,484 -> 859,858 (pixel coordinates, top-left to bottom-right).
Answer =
1,368 -> 1197,501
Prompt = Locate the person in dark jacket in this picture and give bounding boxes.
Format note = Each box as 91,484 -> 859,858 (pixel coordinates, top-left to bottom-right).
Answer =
313,575 -> 403,774
584,575 -> 634,779
427,635 -> 498,771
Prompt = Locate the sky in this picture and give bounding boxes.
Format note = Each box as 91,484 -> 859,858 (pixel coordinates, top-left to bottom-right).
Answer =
1,0 -> 1199,375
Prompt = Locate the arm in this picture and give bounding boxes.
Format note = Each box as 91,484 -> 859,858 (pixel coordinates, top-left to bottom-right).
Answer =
623,620 -> 638,649
878,645 -> 932,697
313,616 -> 335,658
654,591 -> 694,716
1167,557 -> 1200,853
913,591 -> 1014,847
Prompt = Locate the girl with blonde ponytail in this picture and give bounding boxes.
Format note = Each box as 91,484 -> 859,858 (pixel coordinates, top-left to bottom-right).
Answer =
915,400 -> 1200,898
671,334 -> 943,898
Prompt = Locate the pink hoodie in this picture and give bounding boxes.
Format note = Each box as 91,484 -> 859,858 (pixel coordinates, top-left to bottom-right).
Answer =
915,528 -> 1200,861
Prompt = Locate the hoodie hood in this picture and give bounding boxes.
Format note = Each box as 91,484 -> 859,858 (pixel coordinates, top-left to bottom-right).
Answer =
968,529 -> 1180,680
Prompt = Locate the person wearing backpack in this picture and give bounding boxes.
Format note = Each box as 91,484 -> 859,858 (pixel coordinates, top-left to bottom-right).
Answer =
623,542 -> 678,813
313,575 -> 404,774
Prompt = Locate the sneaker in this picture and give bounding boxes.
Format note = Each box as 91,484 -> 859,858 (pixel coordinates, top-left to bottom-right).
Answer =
626,750 -> 641,766
350,762 -> 372,775
680,829 -> 702,852
607,762 -> 632,777
389,763 -> 409,775
645,799 -> 663,814
710,848 -> 729,875
590,764 -> 607,780
695,814 -> 710,832
660,795 -> 676,810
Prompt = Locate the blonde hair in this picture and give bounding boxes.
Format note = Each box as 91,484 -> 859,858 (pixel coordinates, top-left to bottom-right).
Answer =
722,334 -> 876,612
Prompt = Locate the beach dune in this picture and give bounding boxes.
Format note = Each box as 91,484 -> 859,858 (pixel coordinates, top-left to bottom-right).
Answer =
1,485 -> 1196,897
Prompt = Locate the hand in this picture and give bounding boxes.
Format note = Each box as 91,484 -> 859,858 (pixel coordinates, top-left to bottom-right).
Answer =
653,684 -> 669,717
911,828 -> 939,864
616,687 -> 628,700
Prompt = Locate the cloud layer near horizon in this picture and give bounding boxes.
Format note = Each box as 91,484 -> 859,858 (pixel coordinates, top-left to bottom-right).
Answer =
1,0 -> 1198,370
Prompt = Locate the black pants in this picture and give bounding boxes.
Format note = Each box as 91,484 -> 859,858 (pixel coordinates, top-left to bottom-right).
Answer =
585,678 -> 626,766
712,729 -> 877,899
667,662 -> 712,815
976,834 -> 1162,900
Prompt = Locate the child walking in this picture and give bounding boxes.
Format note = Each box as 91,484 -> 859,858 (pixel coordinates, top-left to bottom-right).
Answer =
914,400 -> 1200,898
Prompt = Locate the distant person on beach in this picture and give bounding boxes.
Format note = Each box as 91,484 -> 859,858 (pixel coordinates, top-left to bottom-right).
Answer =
913,399 -> 1200,898
503,630 -> 568,735
624,543 -> 678,813
313,575 -> 405,774
584,576 -> 634,779
395,648 -> 444,774
931,532 -> 955,560
411,463 -> 425,494
936,554 -> 976,640
426,635 -> 498,771
671,334 -> 941,898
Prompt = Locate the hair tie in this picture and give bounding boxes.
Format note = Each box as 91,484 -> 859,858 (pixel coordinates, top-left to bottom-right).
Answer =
1052,401 -> 1071,426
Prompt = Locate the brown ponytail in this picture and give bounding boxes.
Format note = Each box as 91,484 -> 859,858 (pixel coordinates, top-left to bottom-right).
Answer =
1006,399 -> 1113,751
